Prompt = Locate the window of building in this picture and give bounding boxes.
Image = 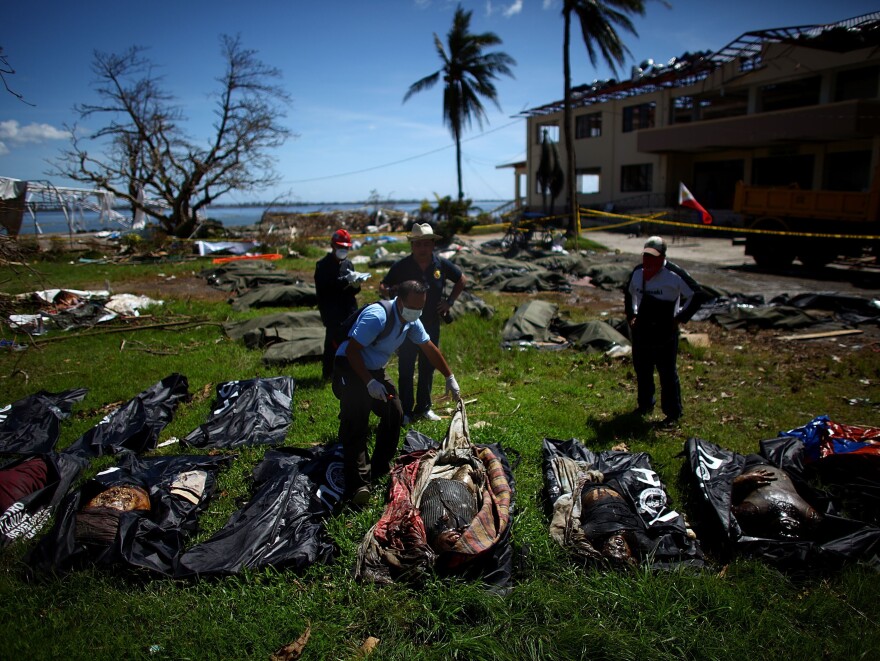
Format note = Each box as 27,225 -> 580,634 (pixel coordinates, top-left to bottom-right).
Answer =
536,123 -> 559,143
759,76 -> 821,112
823,150 -> 872,191
670,96 -> 695,124
575,112 -> 602,139
752,154 -> 814,188
835,66 -> 879,102
576,168 -> 601,194
695,90 -> 748,121
620,164 -> 653,192
622,102 -> 655,132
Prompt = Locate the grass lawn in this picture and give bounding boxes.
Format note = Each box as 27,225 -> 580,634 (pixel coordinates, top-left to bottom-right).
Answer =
1,244 -> 878,660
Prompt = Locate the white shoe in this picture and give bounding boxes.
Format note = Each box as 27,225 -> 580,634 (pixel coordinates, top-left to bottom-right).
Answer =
422,409 -> 442,422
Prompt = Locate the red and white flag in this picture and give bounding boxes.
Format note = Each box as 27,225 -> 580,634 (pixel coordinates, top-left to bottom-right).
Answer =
678,182 -> 713,225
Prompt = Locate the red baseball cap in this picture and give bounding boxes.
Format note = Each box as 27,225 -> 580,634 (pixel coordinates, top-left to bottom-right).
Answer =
331,229 -> 352,247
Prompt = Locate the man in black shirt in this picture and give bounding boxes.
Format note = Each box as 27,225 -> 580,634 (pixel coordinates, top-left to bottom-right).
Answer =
380,223 -> 466,422
315,229 -> 361,380
624,236 -> 701,426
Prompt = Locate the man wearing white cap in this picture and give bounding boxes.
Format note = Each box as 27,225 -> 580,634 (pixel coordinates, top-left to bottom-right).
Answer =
380,223 -> 466,423
624,236 -> 701,426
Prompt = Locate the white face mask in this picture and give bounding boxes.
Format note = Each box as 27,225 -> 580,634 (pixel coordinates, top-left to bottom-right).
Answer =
401,307 -> 422,323
334,248 -> 349,260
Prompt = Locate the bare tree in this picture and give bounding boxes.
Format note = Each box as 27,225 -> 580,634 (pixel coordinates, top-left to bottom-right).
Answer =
0,46 -> 33,105
52,35 -> 293,236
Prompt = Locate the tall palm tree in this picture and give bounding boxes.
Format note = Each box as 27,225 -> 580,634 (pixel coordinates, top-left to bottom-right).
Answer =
562,0 -> 646,234
405,4 -> 515,201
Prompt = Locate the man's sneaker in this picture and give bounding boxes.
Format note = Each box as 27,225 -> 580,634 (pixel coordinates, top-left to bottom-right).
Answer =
422,409 -> 442,422
351,486 -> 370,507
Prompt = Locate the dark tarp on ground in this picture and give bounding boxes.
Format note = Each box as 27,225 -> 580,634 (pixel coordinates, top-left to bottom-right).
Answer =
229,283 -> 318,312
65,374 -> 189,458
449,252 -> 572,293
0,451 -> 89,547
501,300 -> 630,353
27,453 -> 231,577
542,438 -> 703,569
175,445 -> 339,577
182,377 -> 295,449
683,436 -> 880,572
761,416 -> 880,526
355,402 -> 516,589
199,262 -> 298,294
225,310 -> 326,365
0,388 -> 88,455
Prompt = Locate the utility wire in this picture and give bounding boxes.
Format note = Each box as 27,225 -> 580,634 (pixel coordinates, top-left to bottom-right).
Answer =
283,118 -> 522,184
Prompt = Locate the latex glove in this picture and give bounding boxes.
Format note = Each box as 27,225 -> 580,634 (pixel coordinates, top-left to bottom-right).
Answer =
367,378 -> 388,401
445,374 -> 461,401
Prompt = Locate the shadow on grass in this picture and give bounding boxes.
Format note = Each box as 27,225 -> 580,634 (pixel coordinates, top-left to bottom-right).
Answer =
586,409 -> 657,443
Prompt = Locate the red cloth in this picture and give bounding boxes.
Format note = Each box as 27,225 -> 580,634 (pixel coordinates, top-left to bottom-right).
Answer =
0,457 -> 49,513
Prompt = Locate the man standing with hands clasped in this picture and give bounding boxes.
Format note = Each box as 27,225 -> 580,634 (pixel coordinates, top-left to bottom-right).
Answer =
332,279 -> 462,506
380,222 -> 466,423
625,236 -> 701,427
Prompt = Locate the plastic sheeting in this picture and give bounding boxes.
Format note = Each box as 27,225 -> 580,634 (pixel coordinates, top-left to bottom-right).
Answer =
0,388 -> 88,455
175,445 -> 340,577
543,438 -> 703,569
683,436 -> 880,572
28,453 -> 231,576
66,374 -> 190,458
182,377 -> 295,449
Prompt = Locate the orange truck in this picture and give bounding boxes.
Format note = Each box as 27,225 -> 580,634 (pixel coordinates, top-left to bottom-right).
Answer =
733,165 -> 880,268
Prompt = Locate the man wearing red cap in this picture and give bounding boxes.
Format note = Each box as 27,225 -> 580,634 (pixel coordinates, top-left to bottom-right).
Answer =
315,229 -> 361,380
624,236 -> 701,426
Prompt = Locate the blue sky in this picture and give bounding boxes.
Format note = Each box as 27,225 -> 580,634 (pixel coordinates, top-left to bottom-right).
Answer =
1,0 -> 876,204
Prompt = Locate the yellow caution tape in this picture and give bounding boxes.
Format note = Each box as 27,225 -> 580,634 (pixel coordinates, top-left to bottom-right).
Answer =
578,208 -> 880,241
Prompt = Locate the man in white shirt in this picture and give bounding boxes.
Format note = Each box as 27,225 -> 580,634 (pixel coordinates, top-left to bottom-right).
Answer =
624,236 -> 700,426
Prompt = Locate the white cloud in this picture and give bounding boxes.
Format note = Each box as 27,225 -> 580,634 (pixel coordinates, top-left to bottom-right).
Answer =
0,142 -> 9,155
503,1 -> 524,17
543,0 -> 556,9
0,120 -> 70,144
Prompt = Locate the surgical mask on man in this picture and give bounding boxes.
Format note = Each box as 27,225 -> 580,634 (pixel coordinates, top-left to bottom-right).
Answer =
335,248 -> 349,260
401,307 -> 422,323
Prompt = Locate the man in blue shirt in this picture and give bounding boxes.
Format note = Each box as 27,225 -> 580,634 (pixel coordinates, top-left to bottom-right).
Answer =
380,223 -> 466,423
333,279 -> 462,506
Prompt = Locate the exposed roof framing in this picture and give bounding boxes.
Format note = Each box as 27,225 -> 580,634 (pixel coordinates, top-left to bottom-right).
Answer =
521,11 -> 880,118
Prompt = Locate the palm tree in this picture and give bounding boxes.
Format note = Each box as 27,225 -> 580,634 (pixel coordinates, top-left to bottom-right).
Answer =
404,4 -> 515,201
562,0 -> 647,234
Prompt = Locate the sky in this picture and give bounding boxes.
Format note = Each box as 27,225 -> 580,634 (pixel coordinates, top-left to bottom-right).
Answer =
2,0 -> 877,205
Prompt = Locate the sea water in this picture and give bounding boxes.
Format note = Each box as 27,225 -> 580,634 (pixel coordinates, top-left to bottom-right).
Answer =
15,201 -> 508,235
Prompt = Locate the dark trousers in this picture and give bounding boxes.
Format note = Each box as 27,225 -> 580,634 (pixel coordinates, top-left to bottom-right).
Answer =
332,357 -> 402,496
321,329 -> 336,380
632,324 -> 682,419
397,318 -> 440,417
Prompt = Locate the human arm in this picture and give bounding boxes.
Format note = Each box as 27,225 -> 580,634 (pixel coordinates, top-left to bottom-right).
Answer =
418,341 -> 460,400
345,338 -> 387,400
438,273 -> 467,316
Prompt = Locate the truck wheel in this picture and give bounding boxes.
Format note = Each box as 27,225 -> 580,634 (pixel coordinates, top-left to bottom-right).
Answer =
798,251 -> 834,268
747,218 -> 794,269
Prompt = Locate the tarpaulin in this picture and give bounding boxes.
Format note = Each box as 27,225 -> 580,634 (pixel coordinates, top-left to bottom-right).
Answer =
27,453 -> 231,576
0,388 -> 88,455
355,401 -> 515,588
762,416 -> 880,526
0,451 -> 89,548
683,436 -> 880,572
543,438 -> 703,569
65,374 -> 190,458
229,284 -> 318,312
200,262 -> 299,294
175,445 -> 338,577
182,377 -> 295,449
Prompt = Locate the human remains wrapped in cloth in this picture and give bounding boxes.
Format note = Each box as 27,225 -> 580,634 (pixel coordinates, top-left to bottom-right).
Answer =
355,400 -> 514,586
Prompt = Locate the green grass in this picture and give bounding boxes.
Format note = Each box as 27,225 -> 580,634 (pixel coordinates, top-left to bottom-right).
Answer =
1,254 -> 879,660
